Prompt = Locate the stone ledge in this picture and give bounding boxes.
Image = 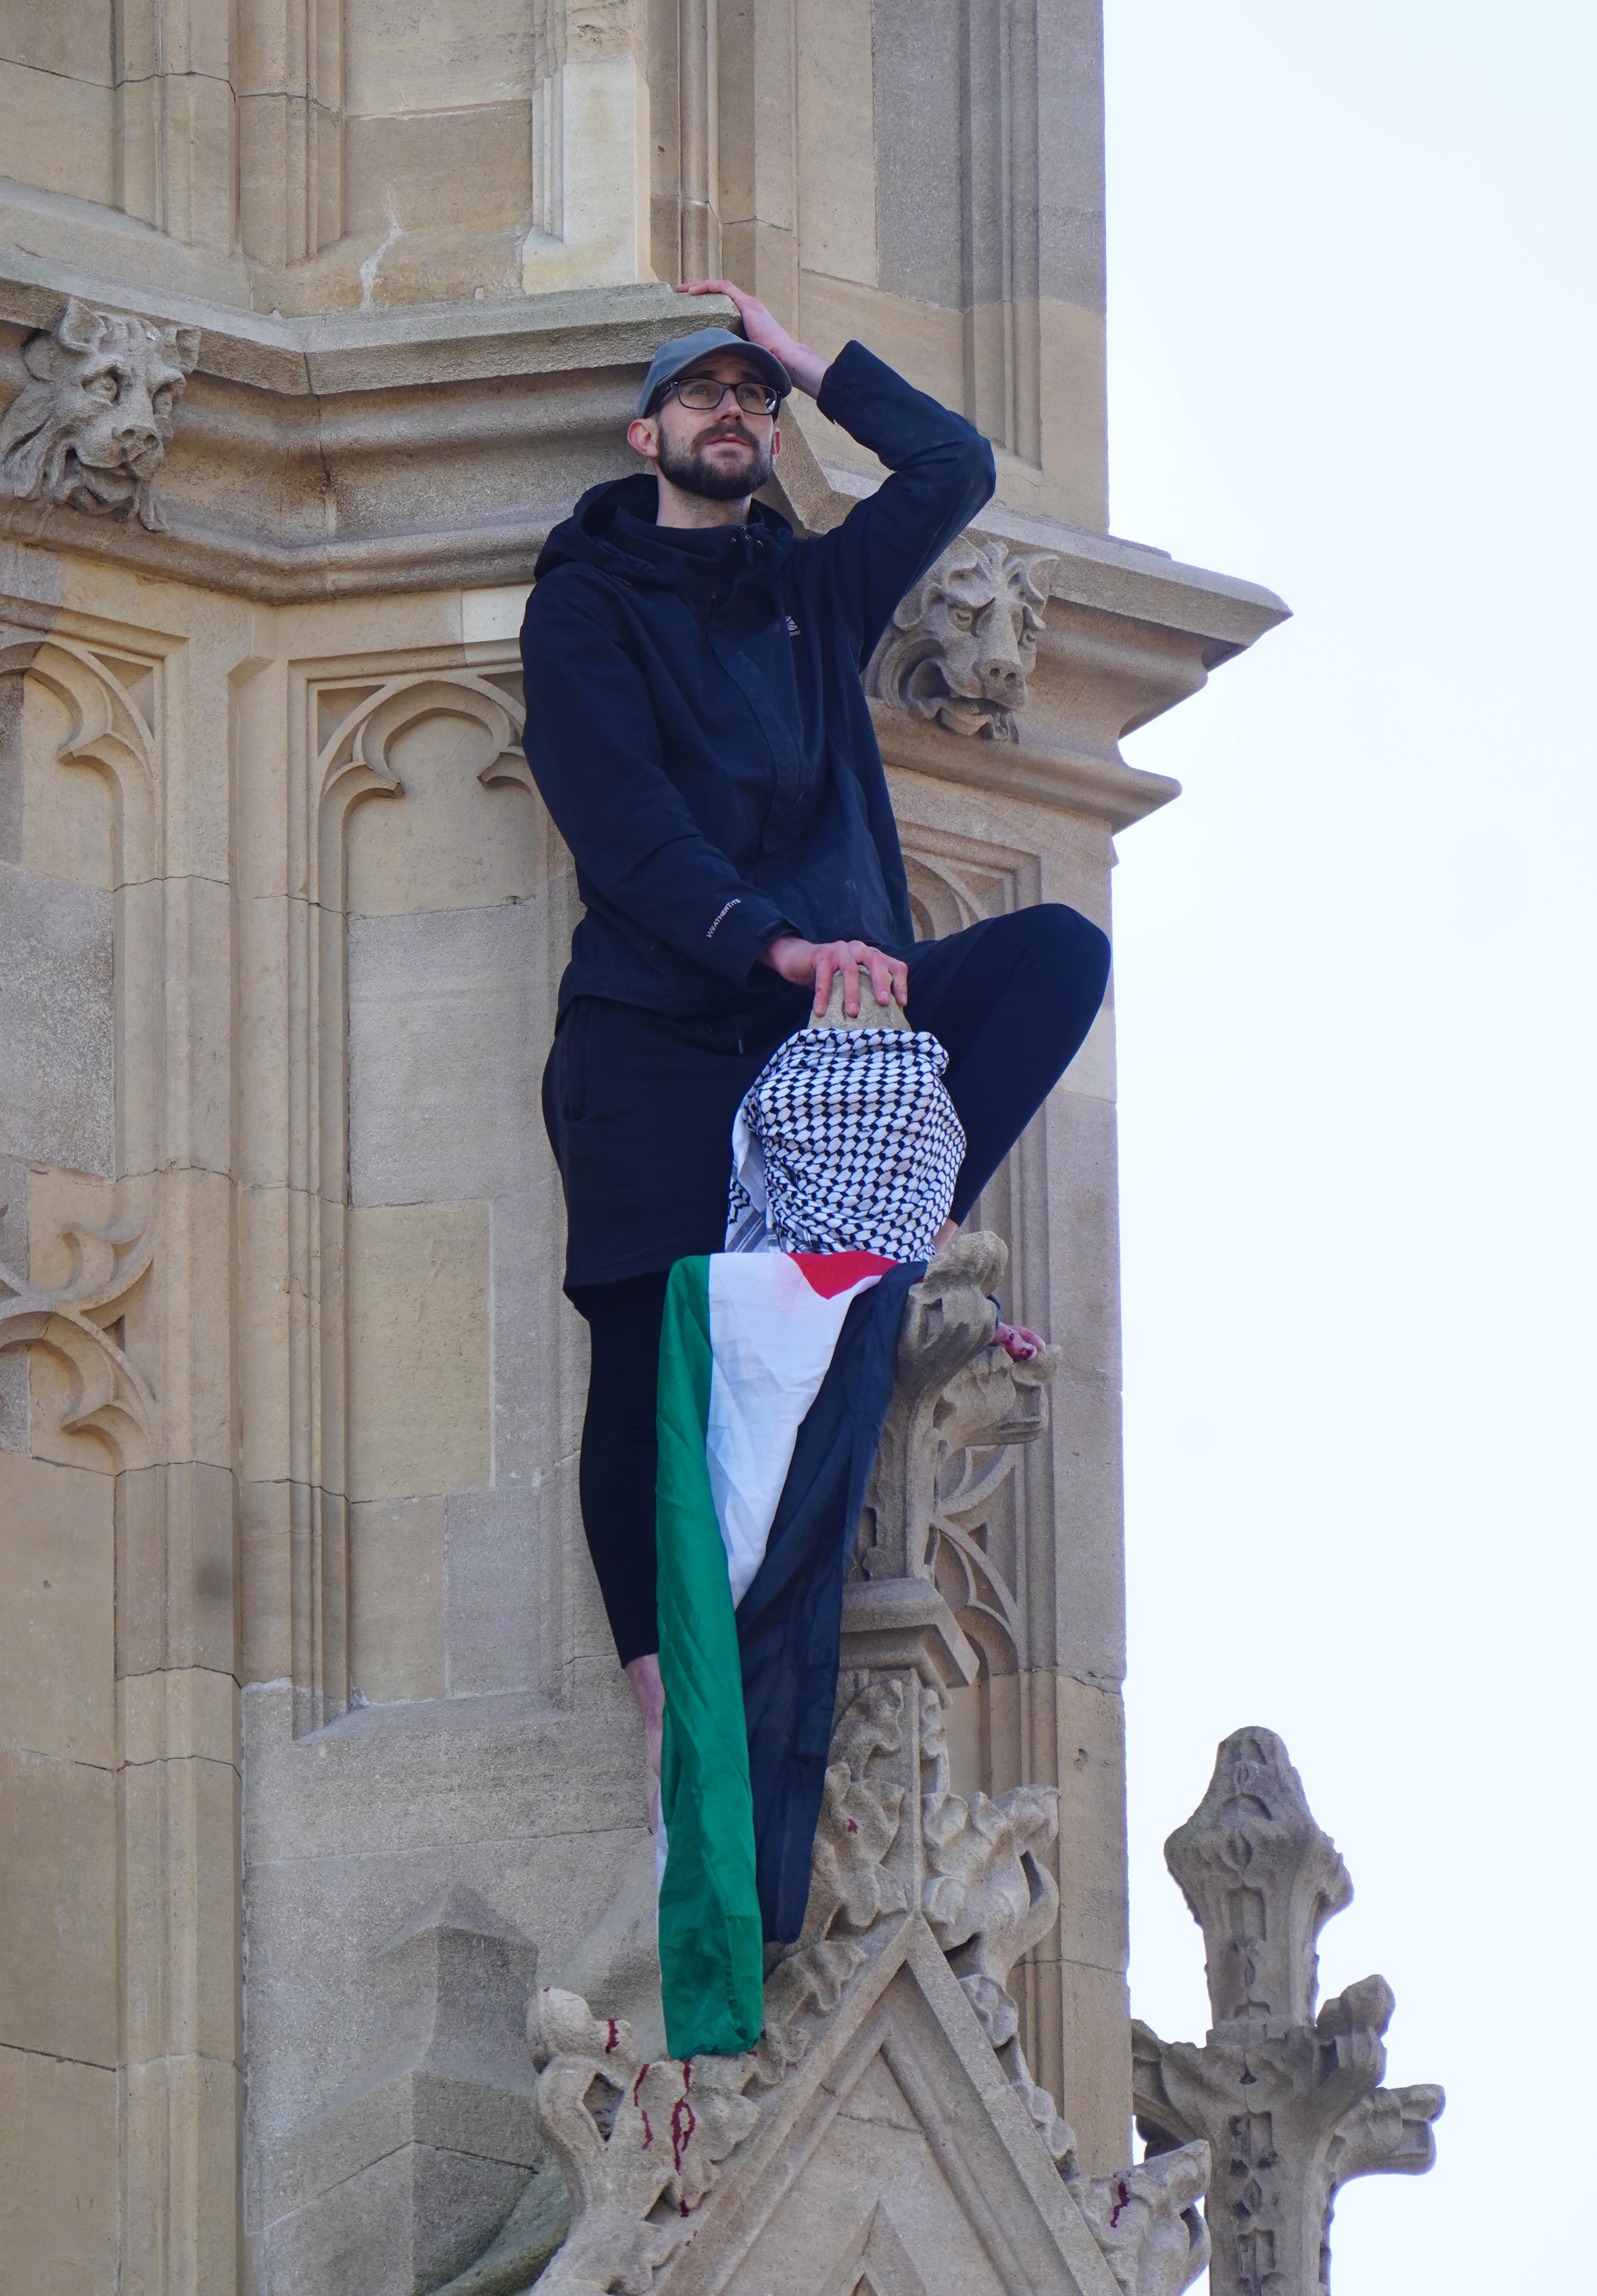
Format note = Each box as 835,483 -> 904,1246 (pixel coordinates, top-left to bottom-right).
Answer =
0,252 -> 720,397
0,260 -> 1290,689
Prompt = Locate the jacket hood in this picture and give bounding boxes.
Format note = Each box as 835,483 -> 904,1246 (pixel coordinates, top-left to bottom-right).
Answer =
534,471 -> 795,593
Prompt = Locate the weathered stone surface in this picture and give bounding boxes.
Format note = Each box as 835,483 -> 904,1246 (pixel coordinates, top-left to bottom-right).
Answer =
444,1488 -> 539,1698
347,905 -> 541,1208
0,1744 -> 118,2066
0,2041 -> 118,2294
345,1201 -> 491,1504
350,1495 -> 448,1704
255,1886 -> 544,2296
0,1450 -> 114,1764
1133,1730 -> 1444,2296
0,857 -> 113,1174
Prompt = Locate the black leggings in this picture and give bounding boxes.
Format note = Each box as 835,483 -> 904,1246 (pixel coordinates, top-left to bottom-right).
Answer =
571,902 -> 1110,1665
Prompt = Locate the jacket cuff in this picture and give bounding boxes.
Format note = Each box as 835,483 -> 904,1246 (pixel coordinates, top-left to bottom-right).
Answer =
814,339 -> 878,425
696,895 -> 794,986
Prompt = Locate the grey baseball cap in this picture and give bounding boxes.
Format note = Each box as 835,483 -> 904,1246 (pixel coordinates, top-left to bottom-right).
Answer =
636,325 -> 791,417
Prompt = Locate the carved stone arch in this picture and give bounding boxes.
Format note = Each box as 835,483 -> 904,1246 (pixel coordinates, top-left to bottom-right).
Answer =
902,852 -> 977,942
818,2203 -> 935,2296
313,669 -> 531,907
0,634 -> 161,883
929,1458 -> 1024,1674
0,628 -> 164,1460
289,662 -> 536,1731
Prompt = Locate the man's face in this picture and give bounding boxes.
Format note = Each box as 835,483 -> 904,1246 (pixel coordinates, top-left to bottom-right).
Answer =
635,353 -> 779,501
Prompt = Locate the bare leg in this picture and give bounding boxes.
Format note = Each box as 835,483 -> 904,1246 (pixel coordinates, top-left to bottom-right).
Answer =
624,1651 -> 665,1829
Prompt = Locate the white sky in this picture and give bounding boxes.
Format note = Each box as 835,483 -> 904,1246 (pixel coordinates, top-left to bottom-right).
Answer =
1102,3 -> 1595,2287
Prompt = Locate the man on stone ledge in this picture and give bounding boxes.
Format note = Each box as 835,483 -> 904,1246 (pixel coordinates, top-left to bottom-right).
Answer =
519,281 -> 1110,1806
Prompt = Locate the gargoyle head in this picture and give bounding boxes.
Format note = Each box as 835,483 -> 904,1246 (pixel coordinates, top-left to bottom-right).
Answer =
868,537 -> 1058,740
0,298 -> 200,533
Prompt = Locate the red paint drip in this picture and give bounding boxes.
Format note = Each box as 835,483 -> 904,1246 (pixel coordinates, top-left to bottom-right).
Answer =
847,1819 -> 858,1833
604,2019 -> 619,2053
1108,2179 -> 1131,2229
671,2091 -> 697,2177
632,2064 -> 653,2147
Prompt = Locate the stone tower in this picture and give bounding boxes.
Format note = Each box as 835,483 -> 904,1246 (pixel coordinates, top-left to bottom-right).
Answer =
0,7 -> 1298,2291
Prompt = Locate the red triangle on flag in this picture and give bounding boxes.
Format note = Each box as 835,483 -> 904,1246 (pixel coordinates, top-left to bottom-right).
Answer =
788,1251 -> 898,1300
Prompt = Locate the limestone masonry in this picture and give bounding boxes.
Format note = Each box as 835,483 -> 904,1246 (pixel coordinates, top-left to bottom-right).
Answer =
0,5 -> 1437,2292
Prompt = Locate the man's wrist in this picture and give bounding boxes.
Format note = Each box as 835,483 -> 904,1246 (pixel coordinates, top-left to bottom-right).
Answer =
759,932 -> 810,980
781,344 -> 829,399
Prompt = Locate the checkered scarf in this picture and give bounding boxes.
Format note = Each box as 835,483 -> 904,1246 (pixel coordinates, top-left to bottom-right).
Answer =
725,1026 -> 965,1261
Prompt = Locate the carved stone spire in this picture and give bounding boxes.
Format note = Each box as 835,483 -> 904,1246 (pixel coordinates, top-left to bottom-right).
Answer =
1134,1730 -> 1444,2296
1163,1726 -> 1351,2037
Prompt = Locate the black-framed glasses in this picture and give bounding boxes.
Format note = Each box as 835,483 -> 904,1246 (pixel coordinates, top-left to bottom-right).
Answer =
667,376 -> 780,416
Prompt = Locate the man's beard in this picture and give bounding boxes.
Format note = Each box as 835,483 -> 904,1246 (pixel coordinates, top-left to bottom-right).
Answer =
656,423 -> 775,502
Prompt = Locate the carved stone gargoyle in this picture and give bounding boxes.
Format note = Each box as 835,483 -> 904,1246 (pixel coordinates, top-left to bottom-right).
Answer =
0,297 -> 200,532
1133,1729 -> 1444,2296
866,535 -> 1059,740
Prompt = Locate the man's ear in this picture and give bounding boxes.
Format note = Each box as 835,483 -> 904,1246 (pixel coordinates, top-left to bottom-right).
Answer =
771,426 -> 781,460
626,416 -> 660,462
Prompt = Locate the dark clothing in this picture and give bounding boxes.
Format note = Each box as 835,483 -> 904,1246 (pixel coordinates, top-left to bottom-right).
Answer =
577,1272 -> 675,1668
547,901 -> 1111,1292
519,340 -> 996,1021
567,903 -> 1112,1662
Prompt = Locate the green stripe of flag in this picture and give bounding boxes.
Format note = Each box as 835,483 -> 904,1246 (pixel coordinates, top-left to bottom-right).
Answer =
655,1255 -> 764,2058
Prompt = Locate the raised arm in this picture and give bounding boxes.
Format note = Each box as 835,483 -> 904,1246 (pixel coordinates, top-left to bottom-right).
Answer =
519,572 -> 793,985
677,281 -> 995,662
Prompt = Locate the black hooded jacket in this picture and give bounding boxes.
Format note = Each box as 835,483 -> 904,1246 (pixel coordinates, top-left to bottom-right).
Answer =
519,340 -> 995,1020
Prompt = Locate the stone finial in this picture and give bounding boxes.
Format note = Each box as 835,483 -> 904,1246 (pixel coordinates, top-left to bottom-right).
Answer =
866,535 -> 1058,739
1164,1727 -> 1352,2037
0,297 -> 200,533
1135,1730 -> 1444,2296
805,969 -> 910,1031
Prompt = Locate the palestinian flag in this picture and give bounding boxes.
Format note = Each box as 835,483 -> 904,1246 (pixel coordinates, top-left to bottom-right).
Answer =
656,1249 -> 922,2060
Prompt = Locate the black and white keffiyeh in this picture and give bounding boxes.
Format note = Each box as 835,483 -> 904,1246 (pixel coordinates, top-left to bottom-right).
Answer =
725,1026 -> 965,1262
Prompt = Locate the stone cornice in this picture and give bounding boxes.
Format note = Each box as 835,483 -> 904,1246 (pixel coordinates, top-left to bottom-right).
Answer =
0,273 -> 735,599
0,269 -> 1288,657
0,252 -> 709,397
0,265 -> 1286,828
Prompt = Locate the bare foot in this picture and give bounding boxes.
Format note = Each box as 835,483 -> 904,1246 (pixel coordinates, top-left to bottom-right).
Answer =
624,1653 -> 665,1829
